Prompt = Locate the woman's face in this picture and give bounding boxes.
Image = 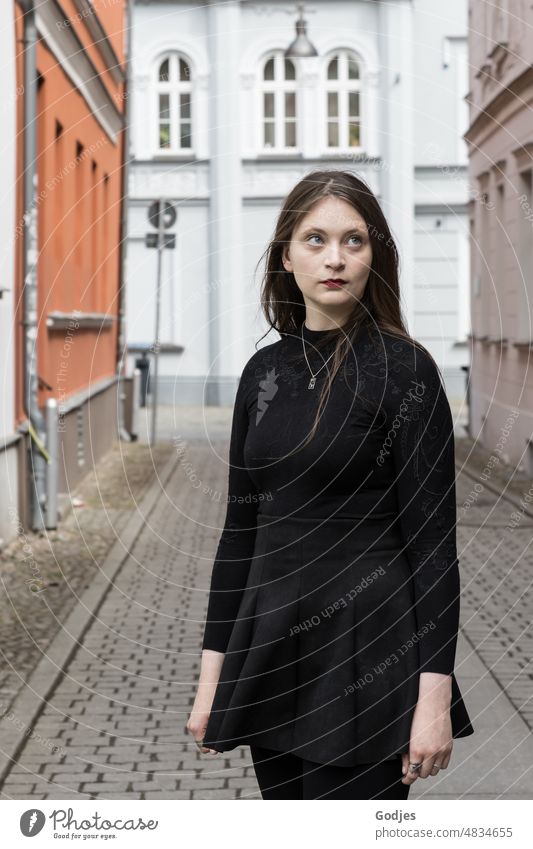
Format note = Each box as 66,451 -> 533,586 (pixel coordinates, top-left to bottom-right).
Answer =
282,195 -> 373,327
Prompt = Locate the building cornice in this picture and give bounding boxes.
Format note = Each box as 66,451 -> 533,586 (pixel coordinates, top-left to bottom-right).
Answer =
36,0 -> 124,143
464,64 -> 533,146
71,0 -> 125,84
512,141 -> 533,172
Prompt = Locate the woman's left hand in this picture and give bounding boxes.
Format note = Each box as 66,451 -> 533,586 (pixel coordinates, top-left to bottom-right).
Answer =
401,672 -> 453,785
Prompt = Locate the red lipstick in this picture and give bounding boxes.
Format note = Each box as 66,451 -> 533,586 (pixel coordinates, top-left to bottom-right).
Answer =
322,278 -> 348,289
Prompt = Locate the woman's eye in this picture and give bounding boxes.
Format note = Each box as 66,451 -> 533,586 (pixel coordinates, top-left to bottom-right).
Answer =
307,234 -> 362,246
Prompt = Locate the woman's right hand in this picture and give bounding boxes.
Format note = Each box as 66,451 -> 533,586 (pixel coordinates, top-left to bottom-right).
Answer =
186,704 -> 219,755
186,649 -> 226,755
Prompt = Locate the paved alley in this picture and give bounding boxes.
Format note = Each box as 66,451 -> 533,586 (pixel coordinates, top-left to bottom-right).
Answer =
0,407 -> 532,799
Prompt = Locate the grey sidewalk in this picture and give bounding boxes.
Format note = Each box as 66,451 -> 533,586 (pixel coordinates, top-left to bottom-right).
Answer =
0,405 -> 531,799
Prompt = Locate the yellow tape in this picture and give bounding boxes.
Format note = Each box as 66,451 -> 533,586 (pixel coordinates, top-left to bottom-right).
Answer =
28,422 -> 51,463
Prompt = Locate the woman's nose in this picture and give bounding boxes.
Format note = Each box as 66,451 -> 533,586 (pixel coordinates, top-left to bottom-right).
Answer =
325,243 -> 344,263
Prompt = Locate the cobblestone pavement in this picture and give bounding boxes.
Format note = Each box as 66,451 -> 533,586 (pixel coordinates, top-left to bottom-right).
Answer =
0,440 -> 174,710
0,407 -> 532,799
455,438 -> 533,735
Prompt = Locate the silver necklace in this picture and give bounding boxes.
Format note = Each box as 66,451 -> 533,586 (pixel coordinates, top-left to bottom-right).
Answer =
301,321 -> 336,389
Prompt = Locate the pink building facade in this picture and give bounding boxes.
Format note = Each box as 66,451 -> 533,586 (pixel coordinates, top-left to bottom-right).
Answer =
466,1 -> 533,469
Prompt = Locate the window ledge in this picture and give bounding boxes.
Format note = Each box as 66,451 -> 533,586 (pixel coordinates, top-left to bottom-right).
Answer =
255,152 -> 304,159
472,335 -> 513,346
152,153 -> 197,162
128,343 -> 184,355
47,311 -> 115,330
319,150 -> 366,158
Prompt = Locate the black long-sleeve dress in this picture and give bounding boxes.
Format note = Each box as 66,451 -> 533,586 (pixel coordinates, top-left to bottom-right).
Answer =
201,320 -> 474,766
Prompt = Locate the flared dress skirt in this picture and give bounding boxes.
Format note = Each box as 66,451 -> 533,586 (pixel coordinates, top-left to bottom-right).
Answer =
203,511 -> 474,766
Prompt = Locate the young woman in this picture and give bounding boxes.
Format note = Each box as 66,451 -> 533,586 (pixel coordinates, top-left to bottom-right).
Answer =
187,170 -> 474,800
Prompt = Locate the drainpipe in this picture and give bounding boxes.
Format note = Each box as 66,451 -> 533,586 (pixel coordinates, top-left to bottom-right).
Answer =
116,0 -> 132,441
18,0 -> 47,531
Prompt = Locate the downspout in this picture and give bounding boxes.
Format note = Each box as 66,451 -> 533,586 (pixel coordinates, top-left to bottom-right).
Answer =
18,0 -> 47,531
116,0 -> 132,441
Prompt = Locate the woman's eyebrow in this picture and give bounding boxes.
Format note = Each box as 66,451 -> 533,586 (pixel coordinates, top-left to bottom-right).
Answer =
300,225 -> 363,235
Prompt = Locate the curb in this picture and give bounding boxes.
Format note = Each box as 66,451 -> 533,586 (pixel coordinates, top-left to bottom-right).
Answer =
0,450 -> 179,788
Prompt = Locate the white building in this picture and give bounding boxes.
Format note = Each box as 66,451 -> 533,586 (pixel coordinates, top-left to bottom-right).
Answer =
126,0 -> 470,406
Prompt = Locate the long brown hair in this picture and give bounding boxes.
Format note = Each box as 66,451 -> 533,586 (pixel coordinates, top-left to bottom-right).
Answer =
254,169 -> 441,448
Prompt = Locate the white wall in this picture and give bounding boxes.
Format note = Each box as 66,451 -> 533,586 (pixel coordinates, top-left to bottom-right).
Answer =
412,0 -> 470,394
413,0 -> 469,166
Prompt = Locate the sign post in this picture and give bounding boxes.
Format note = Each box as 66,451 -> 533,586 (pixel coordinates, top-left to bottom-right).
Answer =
146,198 -> 176,445
150,199 -> 165,446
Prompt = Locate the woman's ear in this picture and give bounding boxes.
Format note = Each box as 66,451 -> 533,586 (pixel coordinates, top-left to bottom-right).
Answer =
282,249 -> 292,271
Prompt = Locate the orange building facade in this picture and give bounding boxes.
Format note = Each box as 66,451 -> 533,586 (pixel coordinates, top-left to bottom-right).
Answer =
8,0 -> 127,532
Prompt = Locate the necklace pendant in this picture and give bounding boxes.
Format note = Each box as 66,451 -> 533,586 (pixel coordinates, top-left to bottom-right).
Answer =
308,376 -> 317,389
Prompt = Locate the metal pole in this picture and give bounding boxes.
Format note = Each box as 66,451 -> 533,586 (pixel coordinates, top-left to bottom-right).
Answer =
131,367 -> 141,442
45,398 -> 58,528
19,0 -> 47,530
116,0 -> 132,442
150,198 -> 164,445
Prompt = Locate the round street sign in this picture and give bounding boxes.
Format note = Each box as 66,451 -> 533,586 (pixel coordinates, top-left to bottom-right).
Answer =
148,200 -> 176,230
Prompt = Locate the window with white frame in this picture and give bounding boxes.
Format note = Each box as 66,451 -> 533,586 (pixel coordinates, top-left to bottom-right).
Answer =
325,51 -> 362,150
156,54 -> 192,152
260,53 -> 298,150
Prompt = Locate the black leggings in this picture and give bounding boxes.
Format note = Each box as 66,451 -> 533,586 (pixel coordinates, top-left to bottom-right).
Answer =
250,745 -> 411,800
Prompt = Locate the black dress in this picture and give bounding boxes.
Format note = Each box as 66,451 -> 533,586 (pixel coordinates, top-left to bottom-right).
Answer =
201,321 -> 474,766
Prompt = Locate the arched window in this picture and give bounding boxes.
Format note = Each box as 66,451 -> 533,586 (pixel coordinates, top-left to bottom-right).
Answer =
156,53 -> 192,152
325,51 -> 361,149
260,52 -> 297,150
